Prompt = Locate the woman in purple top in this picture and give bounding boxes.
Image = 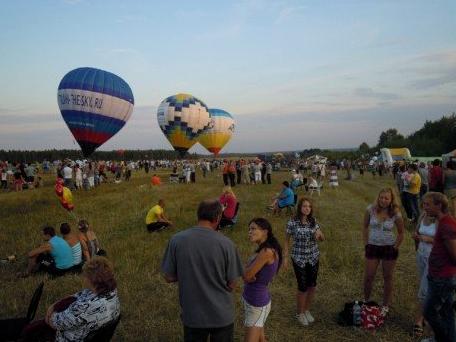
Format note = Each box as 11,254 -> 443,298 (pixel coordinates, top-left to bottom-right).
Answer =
243,217 -> 282,342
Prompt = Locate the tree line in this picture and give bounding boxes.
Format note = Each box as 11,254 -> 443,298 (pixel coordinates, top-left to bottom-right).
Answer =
1,113 -> 454,163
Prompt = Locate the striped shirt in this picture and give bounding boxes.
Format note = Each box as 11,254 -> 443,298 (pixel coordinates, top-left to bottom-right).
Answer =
71,242 -> 82,266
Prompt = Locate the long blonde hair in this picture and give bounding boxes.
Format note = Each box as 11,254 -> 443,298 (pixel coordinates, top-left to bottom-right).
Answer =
222,186 -> 236,199
375,188 -> 400,217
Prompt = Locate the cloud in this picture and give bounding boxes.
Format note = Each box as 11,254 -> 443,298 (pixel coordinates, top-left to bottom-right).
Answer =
397,50 -> 456,89
353,87 -> 400,101
274,5 -> 307,25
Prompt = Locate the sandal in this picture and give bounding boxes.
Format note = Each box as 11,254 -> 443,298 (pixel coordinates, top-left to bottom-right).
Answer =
413,324 -> 424,337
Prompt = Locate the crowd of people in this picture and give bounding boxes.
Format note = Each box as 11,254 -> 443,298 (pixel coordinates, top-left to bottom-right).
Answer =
4,154 -> 456,341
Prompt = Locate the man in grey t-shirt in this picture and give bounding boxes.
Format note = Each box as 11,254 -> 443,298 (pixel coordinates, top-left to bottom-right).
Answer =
161,199 -> 243,342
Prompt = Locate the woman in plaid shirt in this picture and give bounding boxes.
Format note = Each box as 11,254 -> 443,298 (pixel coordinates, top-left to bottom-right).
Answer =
284,197 -> 324,326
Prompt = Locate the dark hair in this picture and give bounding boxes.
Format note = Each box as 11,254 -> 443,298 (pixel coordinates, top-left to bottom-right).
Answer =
249,217 -> 282,272
60,222 -> 71,235
294,197 -> 316,226
432,159 -> 441,167
409,164 -> 418,171
447,160 -> 456,170
78,219 -> 89,233
282,181 -> 289,187
42,225 -> 56,237
197,199 -> 223,222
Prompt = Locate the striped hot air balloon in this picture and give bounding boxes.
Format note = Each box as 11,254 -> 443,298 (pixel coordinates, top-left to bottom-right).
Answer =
198,108 -> 235,156
57,67 -> 134,157
157,93 -> 211,156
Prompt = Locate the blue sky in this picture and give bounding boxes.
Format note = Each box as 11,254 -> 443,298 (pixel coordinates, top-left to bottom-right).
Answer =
1,0 -> 455,153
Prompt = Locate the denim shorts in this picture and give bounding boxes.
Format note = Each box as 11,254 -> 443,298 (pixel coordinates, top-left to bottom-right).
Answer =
242,298 -> 271,328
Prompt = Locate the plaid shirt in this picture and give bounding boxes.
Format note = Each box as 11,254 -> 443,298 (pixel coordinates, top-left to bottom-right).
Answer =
286,218 -> 320,266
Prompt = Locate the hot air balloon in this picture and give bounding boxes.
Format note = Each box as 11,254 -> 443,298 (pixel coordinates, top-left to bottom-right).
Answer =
57,67 -> 134,157
157,93 -> 211,156
198,109 -> 235,156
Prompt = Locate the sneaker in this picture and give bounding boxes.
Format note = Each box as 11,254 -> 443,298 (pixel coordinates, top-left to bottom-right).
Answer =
304,311 -> 315,323
296,313 -> 309,326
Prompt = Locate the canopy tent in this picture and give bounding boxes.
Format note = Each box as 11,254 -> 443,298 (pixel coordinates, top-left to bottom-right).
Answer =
442,149 -> 456,167
306,154 -> 327,164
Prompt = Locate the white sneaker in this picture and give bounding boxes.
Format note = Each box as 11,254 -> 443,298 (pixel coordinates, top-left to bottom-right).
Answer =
304,311 -> 315,323
296,313 -> 309,326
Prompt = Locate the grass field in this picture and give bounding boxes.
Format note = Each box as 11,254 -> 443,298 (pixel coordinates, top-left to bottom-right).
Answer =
0,168 -> 423,341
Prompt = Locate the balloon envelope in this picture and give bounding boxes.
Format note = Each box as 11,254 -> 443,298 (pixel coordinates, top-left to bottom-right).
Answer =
57,67 -> 134,157
157,93 -> 211,156
198,109 -> 235,155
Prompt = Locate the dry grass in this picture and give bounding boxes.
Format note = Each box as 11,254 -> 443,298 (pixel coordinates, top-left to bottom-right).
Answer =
0,169 -> 421,341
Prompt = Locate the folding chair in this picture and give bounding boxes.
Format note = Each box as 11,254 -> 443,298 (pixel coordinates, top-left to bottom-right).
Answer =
309,182 -> 322,196
0,281 -> 44,342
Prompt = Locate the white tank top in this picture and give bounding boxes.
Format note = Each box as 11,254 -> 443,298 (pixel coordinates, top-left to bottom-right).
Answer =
417,219 -> 436,255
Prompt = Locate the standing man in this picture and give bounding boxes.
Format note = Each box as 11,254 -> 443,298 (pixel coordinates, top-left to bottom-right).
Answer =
161,200 -> 243,341
146,199 -> 173,232
62,163 -> 73,189
266,162 -> 273,184
422,192 -> 456,342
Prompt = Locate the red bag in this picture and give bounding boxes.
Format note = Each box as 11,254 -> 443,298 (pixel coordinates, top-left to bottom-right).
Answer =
361,303 -> 384,330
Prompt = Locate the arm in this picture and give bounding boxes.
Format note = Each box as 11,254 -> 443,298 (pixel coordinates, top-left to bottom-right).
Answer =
163,273 -> 178,283
362,210 -> 370,246
227,280 -> 237,291
444,239 -> 456,264
28,243 -> 51,258
394,216 -> 405,249
48,295 -> 86,330
283,232 -> 292,270
243,249 -> 274,283
315,226 -> 325,241
79,238 -> 91,261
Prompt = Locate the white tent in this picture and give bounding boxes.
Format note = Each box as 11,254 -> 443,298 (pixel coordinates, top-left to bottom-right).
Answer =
442,149 -> 456,167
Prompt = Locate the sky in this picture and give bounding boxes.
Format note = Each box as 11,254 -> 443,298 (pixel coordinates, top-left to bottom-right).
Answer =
0,0 -> 455,154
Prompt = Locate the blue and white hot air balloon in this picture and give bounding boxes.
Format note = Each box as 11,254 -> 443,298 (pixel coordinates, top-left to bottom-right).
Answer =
57,67 -> 134,157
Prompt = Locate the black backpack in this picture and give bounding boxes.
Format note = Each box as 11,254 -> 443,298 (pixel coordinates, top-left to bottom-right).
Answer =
337,301 -> 364,326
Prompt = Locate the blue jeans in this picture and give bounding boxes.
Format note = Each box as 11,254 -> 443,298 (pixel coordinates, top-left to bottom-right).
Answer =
423,276 -> 456,342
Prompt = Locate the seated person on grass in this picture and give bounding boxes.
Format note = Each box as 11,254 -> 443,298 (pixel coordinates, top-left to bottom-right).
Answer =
219,186 -> 238,228
269,181 -> 295,215
77,219 -> 104,261
146,199 -> 173,232
21,226 -> 73,277
60,223 -> 83,269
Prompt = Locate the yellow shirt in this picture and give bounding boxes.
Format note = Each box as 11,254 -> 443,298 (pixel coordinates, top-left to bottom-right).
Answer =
146,205 -> 163,224
408,173 -> 421,195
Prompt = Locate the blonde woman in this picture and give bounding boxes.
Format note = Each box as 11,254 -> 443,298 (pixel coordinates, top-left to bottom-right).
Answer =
363,188 -> 404,315
219,186 -> 238,228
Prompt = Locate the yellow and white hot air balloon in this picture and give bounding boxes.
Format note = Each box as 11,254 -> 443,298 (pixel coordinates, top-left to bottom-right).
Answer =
198,108 -> 235,156
157,93 -> 211,156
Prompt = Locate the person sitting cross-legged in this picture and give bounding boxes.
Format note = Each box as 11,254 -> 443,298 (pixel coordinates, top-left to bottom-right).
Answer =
20,225 -> 73,277
146,199 -> 173,232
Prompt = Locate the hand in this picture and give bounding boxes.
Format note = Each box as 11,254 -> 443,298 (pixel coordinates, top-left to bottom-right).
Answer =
412,232 -> 419,241
45,304 -> 54,325
315,230 -> 325,241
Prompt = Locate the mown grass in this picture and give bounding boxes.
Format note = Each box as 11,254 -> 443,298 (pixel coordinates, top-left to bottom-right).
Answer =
0,169 -> 420,341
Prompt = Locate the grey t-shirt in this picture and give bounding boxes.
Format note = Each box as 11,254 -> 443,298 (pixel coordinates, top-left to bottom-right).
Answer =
161,227 -> 244,328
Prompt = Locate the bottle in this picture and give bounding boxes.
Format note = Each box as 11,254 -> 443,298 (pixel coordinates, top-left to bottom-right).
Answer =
353,301 -> 361,326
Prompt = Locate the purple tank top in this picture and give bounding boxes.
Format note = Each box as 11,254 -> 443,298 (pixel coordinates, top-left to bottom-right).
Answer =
243,257 -> 279,307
